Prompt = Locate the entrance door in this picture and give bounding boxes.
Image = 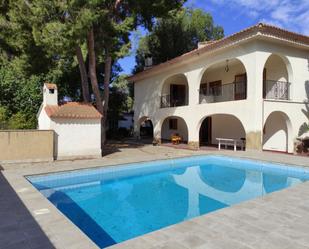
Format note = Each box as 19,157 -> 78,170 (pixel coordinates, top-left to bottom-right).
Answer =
170,84 -> 186,106
199,117 -> 212,146
234,74 -> 247,100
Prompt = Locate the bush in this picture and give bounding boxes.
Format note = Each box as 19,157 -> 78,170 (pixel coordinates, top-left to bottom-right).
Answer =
0,106 -> 9,129
0,62 -> 42,129
8,112 -> 36,129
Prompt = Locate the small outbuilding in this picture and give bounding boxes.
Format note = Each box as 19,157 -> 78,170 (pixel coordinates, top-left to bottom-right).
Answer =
37,83 -> 102,158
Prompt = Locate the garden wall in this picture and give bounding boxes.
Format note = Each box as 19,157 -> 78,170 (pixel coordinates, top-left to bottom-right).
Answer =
0,130 -> 54,162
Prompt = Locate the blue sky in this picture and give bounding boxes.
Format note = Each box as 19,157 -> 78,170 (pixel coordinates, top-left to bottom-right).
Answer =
118,0 -> 309,75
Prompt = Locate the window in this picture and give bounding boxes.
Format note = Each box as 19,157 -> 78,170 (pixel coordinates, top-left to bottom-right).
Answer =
208,81 -> 222,96
169,119 -> 178,130
49,89 -> 55,94
200,83 -> 207,95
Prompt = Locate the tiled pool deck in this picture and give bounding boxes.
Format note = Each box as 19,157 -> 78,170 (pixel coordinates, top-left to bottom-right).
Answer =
2,144 -> 309,249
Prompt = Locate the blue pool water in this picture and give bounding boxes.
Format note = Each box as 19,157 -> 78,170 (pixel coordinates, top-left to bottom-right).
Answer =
28,155 -> 309,248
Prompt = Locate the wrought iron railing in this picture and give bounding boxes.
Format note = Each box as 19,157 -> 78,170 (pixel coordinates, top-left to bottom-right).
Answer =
160,94 -> 187,108
199,81 -> 247,104
263,80 -> 290,100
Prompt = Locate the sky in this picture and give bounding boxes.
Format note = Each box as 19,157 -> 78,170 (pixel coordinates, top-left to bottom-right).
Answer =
118,0 -> 309,75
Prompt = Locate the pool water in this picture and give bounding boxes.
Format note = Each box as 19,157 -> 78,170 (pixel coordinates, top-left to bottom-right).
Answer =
28,156 -> 309,248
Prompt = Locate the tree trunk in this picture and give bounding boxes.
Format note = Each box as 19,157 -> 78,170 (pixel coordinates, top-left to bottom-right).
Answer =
76,46 -> 90,102
87,28 -> 104,152
101,50 -> 112,145
87,28 -> 103,114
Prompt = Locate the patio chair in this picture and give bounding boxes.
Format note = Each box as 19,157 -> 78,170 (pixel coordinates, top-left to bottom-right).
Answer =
171,133 -> 182,145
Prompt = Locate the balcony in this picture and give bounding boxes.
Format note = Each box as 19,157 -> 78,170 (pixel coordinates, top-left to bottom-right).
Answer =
199,81 -> 247,104
160,95 -> 188,108
263,80 -> 290,100
160,74 -> 188,109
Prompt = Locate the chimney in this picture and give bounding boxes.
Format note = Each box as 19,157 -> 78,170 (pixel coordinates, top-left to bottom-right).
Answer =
198,40 -> 216,49
43,83 -> 58,106
144,54 -> 153,70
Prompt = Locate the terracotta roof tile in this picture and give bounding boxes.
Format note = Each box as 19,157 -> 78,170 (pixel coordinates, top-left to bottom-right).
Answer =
45,102 -> 102,119
128,23 -> 309,82
44,83 -> 57,90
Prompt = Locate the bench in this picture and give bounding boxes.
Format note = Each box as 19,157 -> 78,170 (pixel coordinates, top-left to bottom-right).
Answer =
216,138 -> 244,151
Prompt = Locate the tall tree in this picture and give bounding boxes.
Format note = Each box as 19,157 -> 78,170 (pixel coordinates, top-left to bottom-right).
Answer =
0,0 -> 80,129
134,8 -> 224,73
27,0 -> 185,144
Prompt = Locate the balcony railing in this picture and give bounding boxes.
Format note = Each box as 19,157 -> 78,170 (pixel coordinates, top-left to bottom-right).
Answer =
160,95 -> 187,108
264,80 -> 290,100
199,81 -> 247,104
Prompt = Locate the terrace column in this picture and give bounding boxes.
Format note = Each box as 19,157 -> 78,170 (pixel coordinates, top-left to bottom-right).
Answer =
186,69 -> 202,107
186,117 -> 200,150
185,69 -> 202,149
241,52 -> 269,151
153,119 -> 162,144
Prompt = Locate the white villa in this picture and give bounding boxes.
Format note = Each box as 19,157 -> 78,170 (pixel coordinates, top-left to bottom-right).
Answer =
37,83 -> 102,158
129,23 -> 309,153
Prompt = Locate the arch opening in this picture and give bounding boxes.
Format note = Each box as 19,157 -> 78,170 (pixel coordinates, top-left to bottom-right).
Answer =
263,54 -> 291,100
161,116 -> 188,144
138,116 -> 154,140
263,111 -> 292,152
199,114 -> 246,150
199,58 -> 247,104
161,74 -> 188,108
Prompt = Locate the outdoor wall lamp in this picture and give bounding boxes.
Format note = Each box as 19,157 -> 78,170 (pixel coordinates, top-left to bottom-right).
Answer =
225,59 -> 230,72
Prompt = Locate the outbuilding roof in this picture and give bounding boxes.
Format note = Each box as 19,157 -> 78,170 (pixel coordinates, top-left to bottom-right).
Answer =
44,83 -> 57,90
127,23 -> 309,82
45,102 -> 102,119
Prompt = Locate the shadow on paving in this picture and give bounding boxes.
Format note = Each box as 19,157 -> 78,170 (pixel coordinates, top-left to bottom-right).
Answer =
0,172 -> 56,249
102,138 -> 152,156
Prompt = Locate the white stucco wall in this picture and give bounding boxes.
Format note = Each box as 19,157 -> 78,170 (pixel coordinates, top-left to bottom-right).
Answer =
133,37 -> 309,152
38,108 -> 101,158
38,105 -> 52,130
51,118 -> 101,158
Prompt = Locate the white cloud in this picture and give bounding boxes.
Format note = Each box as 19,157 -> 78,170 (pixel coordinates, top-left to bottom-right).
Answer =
210,0 -> 309,35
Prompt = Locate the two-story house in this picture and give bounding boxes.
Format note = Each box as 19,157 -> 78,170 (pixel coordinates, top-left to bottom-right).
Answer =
128,23 -> 309,153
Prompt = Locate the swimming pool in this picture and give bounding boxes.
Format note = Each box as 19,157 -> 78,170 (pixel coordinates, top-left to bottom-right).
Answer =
27,155 -> 309,248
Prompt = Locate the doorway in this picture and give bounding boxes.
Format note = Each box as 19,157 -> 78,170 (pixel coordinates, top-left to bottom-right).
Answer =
234,73 -> 247,100
199,117 -> 212,146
